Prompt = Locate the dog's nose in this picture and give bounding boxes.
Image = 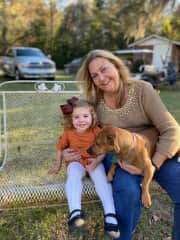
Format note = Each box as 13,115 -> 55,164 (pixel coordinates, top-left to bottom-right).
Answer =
87,147 -> 92,155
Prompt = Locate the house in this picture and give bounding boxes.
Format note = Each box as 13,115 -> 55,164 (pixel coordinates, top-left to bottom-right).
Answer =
128,34 -> 180,72
113,49 -> 153,68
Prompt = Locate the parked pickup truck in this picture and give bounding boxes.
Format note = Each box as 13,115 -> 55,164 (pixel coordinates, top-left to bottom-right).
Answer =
0,47 -> 56,80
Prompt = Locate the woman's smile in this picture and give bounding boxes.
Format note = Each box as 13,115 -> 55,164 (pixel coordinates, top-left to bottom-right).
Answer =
88,57 -> 120,93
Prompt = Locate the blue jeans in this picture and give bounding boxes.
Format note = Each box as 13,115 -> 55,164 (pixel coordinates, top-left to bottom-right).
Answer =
104,154 -> 180,240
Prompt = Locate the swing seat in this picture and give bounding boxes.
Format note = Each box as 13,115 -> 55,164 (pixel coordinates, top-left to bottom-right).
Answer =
0,81 -> 98,210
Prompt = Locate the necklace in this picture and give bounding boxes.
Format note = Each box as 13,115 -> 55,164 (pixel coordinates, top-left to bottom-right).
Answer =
103,86 -> 128,109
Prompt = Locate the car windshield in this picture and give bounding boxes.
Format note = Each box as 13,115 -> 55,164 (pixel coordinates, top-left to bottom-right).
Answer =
16,49 -> 45,57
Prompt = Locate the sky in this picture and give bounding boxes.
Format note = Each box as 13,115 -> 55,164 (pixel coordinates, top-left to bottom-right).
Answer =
63,0 -> 180,4
60,0 -> 180,10
59,0 -> 77,9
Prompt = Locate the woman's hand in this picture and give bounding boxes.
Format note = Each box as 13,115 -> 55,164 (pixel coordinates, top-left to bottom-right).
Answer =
152,152 -> 167,169
118,160 -> 143,175
62,148 -> 81,163
86,158 -> 99,172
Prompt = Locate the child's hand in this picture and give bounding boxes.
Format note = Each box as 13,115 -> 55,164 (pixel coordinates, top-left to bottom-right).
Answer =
86,158 -> 99,172
63,148 -> 81,162
48,165 -> 61,175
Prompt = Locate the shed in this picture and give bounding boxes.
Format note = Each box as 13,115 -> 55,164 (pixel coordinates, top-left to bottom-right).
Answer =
128,34 -> 180,72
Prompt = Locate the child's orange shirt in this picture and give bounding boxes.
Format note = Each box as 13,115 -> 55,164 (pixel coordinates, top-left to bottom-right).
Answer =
56,127 -> 101,167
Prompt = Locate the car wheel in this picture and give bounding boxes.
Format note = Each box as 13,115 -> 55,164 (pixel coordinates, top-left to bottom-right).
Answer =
14,69 -> 21,80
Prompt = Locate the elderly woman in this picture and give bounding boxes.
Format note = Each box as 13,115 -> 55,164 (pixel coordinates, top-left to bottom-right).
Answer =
64,49 -> 180,240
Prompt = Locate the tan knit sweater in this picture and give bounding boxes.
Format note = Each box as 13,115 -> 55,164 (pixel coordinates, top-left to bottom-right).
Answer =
96,80 -> 180,158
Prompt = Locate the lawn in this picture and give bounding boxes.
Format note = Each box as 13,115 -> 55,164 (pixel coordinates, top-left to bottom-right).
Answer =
0,72 -> 179,240
0,70 -> 75,91
160,90 -> 180,123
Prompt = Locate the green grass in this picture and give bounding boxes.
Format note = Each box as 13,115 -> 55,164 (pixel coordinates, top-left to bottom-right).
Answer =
0,69 -> 74,81
160,90 -> 180,123
0,73 -> 179,239
0,70 -> 76,91
0,185 -> 174,240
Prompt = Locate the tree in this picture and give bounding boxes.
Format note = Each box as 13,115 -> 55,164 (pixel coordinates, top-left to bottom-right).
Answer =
0,0 -> 11,53
53,1 -> 93,67
45,0 -> 63,54
107,0 -> 176,39
54,0 -> 175,68
161,4 -> 180,41
0,0 -> 62,55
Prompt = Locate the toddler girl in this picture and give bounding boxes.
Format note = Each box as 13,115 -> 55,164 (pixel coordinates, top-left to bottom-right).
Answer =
48,97 -> 120,238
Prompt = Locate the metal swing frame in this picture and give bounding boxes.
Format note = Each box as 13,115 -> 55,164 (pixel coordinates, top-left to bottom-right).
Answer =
0,80 -> 98,210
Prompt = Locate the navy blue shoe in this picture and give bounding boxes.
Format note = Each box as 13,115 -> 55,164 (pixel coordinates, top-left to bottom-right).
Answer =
104,213 -> 120,239
68,209 -> 85,233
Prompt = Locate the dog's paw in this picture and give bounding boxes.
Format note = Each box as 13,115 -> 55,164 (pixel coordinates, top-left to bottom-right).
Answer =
142,193 -> 152,208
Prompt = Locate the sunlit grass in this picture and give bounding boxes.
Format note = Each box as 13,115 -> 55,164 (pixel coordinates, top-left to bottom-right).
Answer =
56,70 -> 74,80
0,69 -> 76,91
160,90 -> 180,123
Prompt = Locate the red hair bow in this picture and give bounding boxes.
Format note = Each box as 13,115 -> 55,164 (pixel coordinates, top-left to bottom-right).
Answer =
60,96 -> 78,115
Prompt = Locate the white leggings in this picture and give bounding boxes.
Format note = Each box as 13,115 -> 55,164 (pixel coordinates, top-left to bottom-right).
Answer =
65,161 -> 116,215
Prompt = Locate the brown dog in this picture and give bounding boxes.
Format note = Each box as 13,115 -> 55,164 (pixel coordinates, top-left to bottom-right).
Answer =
87,126 -> 159,208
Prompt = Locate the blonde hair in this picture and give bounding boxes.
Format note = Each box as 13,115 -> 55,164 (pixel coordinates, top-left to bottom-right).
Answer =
63,99 -> 98,129
76,49 -> 133,106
